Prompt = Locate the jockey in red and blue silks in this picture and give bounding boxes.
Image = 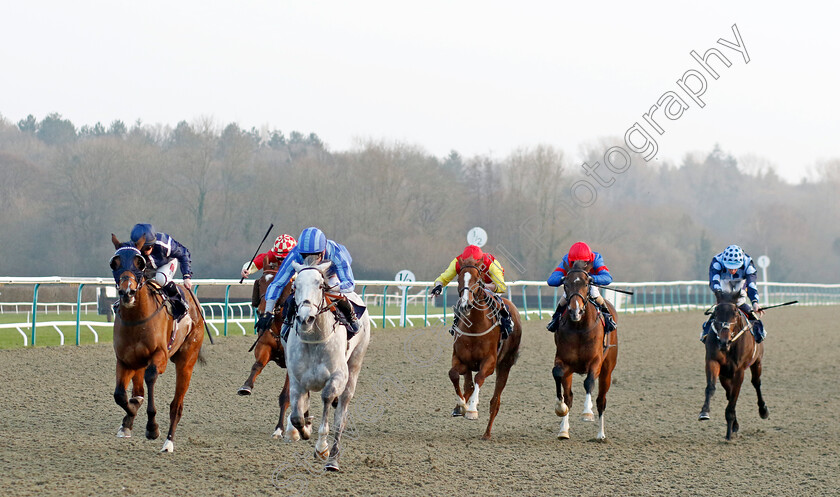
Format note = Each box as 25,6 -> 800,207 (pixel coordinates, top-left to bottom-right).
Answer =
545,241 -> 616,333
701,244 -> 766,343
258,227 -> 360,338
240,234 -> 297,309
130,223 -> 192,321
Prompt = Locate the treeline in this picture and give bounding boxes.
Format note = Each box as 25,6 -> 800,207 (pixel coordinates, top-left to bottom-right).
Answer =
0,113 -> 838,284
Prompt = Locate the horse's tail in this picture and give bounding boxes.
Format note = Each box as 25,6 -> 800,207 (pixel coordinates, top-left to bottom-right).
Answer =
185,286 -> 215,345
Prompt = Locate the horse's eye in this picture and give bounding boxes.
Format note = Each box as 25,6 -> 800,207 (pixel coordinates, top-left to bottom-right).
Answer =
109,256 -> 120,271
134,255 -> 146,271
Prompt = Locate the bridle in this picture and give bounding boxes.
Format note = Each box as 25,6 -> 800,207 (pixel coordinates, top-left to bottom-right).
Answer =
708,303 -> 752,346
564,267 -> 593,311
292,266 -> 343,343
453,264 -> 503,339
110,246 -> 166,326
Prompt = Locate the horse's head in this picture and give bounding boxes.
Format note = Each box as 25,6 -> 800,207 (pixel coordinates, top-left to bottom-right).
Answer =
110,233 -> 148,307
708,302 -> 739,352
563,260 -> 592,323
290,257 -> 331,332
456,258 -> 484,314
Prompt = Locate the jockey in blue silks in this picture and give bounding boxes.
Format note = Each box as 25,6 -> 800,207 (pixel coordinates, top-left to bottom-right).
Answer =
129,223 -> 193,321
701,244 -> 766,343
258,227 -> 360,338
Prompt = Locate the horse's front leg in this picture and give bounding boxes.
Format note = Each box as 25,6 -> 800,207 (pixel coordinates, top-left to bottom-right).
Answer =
581,365 -> 601,422
465,356 -> 496,420
552,361 -> 574,439
288,385 -> 311,441
448,358 -> 468,417
750,359 -> 769,419
238,340 -> 272,395
724,370 -> 744,441
114,362 -> 139,438
326,367 -> 362,472
699,360 -> 720,421
144,351 -> 168,440
316,370 -> 348,461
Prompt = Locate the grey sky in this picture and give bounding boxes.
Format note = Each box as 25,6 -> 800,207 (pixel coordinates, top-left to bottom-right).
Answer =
2,1 -> 836,182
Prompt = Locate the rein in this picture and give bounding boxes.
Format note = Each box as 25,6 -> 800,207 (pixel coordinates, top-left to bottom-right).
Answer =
454,265 -> 502,339
116,284 -> 167,327
292,268 -> 343,344
710,306 -> 753,345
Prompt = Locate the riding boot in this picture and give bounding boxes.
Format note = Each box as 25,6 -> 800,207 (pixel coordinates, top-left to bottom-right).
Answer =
499,302 -> 512,339
700,318 -> 712,342
547,303 -> 567,332
450,313 -> 461,336
335,297 -> 360,339
280,293 -> 297,342
598,302 -> 617,332
751,319 -> 766,343
163,282 -> 188,321
251,278 -> 262,309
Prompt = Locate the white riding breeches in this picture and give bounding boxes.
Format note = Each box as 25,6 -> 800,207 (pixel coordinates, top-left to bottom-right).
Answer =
155,259 -> 179,286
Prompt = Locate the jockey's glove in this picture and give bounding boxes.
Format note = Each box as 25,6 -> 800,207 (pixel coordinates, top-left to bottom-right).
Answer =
713,289 -> 723,302
256,312 -> 274,332
430,283 -> 443,296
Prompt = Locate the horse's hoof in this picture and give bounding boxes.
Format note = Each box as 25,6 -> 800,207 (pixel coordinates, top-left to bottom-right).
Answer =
314,448 -> 329,461
325,461 -> 340,472
465,410 -> 478,420
451,407 -> 465,417
300,426 -> 311,440
160,440 -> 174,453
237,386 -> 252,396
555,400 -> 569,417
146,427 -> 160,440
117,426 -> 131,438
557,431 -> 570,440
759,405 -> 769,419
272,428 -> 284,439
698,412 -> 710,421
480,433 -> 492,441
581,412 -> 595,422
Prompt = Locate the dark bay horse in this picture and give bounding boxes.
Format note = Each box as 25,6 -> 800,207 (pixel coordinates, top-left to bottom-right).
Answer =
699,291 -> 768,440
110,234 -> 205,452
237,271 -> 297,440
552,260 -> 618,440
449,258 -> 522,440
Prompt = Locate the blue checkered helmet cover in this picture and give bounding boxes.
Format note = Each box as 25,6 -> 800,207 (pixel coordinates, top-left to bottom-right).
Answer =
298,227 -> 327,253
721,244 -> 744,269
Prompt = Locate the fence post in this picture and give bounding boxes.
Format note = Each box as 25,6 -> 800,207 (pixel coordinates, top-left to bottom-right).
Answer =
521,285 -> 529,320
380,286 -> 388,329
536,285 -> 543,319
423,286 -> 429,327
76,283 -> 85,346
31,283 -> 40,346
224,285 -> 231,337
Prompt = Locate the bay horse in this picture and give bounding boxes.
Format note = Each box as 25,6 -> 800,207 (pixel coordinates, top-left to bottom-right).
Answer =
109,234 -> 205,452
699,291 -> 769,440
237,271 -> 298,440
285,258 -> 371,471
448,258 -> 522,440
552,260 -> 618,440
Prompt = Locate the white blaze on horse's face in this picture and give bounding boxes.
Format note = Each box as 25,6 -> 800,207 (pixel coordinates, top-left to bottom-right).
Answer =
460,272 -> 472,310
291,261 -> 332,331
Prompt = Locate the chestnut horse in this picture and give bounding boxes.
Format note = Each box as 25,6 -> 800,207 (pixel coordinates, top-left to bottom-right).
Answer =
449,258 -> 522,440
552,260 -> 618,440
237,271 -> 298,440
109,234 -> 205,452
699,291 -> 768,440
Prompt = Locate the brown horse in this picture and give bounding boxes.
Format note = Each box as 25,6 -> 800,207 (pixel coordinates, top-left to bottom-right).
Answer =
109,234 -> 204,452
448,258 -> 522,440
237,271 -> 299,440
552,260 -> 618,440
699,291 -> 769,440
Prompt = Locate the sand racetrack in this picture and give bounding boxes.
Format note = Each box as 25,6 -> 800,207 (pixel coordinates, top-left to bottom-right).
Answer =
1,306 -> 838,496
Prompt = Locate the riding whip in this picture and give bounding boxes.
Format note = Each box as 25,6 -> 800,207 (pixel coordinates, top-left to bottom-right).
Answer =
594,284 -> 635,295
757,300 -> 798,311
239,223 -> 274,284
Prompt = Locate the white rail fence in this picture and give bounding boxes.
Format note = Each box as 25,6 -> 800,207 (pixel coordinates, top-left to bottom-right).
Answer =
0,277 -> 837,347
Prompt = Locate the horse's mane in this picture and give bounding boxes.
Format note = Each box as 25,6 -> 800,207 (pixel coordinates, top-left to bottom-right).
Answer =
303,254 -> 321,266
570,259 -> 591,272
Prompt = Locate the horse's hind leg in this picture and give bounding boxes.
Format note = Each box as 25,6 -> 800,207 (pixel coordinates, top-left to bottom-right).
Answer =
161,345 -> 199,453
595,360 -> 615,440
581,368 -> 599,422
239,341 -> 271,395
751,359 -> 769,419
114,363 -> 139,438
700,360 -> 720,421
552,363 -> 573,439
724,371 -> 744,441
326,367 -> 362,472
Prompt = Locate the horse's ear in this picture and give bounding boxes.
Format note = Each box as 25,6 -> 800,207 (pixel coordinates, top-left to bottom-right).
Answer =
111,233 -> 121,249
316,262 -> 332,275
291,261 -> 303,273
134,235 -> 145,250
